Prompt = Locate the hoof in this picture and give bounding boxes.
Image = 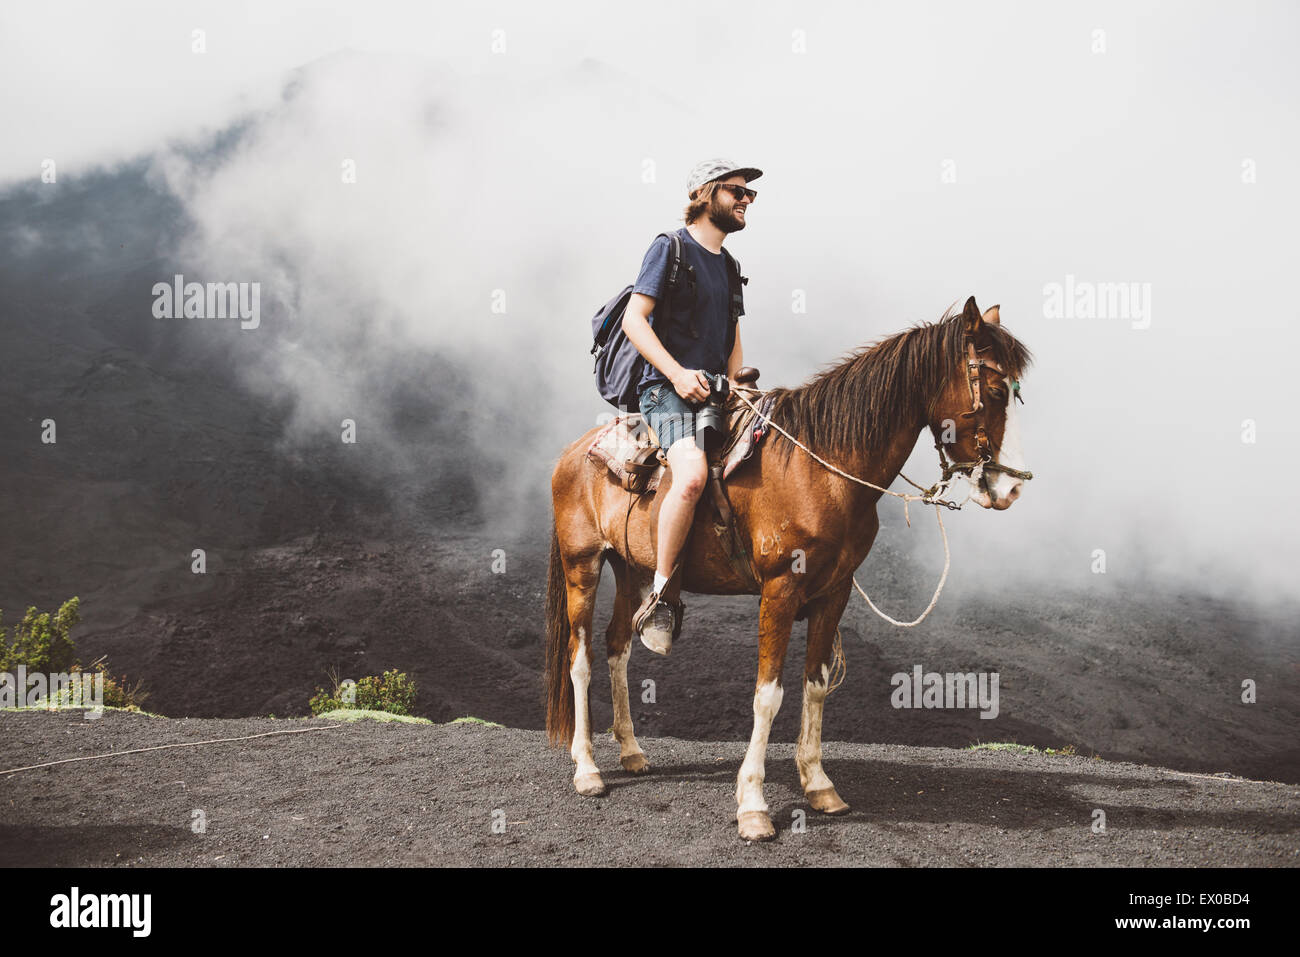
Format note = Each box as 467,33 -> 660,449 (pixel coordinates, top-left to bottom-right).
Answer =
574,772 -> 606,797
620,752 -> 651,774
806,787 -> 850,815
737,810 -> 776,842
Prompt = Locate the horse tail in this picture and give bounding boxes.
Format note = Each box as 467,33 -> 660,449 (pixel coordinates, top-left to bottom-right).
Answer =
544,520 -> 574,746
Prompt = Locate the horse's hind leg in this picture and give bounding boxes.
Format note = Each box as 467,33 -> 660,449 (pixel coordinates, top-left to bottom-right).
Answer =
565,549 -> 606,797
797,584 -> 852,815
606,553 -> 650,774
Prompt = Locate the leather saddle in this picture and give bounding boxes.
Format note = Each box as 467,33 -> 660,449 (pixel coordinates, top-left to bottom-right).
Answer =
586,367 -> 773,585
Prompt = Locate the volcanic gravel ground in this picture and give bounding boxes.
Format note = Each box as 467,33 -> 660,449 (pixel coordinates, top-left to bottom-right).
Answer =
1,711 -> 1295,867
58,525 -> 1300,786
2,162 -> 1298,854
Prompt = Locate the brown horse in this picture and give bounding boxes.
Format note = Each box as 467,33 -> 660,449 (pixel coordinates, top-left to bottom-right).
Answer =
545,296 -> 1033,841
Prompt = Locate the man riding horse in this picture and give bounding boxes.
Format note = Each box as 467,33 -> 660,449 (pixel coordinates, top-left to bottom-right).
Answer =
622,157 -> 762,655
548,161 -> 1033,841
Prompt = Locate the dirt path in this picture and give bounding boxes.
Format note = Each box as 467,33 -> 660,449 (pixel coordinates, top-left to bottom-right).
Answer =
2,711 -> 1295,867
50,527 -> 1300,787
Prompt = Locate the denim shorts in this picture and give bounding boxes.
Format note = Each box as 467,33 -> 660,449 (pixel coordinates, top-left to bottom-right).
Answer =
638,382 -> 701,450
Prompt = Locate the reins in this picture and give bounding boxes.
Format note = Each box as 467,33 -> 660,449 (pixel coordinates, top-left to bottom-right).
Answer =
619,344 -> 1031,632
729,315 -> 1033,630
732,385 -> 976,629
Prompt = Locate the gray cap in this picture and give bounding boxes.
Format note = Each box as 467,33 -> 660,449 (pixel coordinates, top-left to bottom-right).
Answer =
687,158 -> 763,195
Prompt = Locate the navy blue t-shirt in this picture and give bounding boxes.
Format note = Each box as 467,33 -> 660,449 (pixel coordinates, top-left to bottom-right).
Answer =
632,227 -> 740,395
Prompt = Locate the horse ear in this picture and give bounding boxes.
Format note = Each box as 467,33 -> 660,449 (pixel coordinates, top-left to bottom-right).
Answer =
982,304 -> 1001,325
961,296 -> 981,331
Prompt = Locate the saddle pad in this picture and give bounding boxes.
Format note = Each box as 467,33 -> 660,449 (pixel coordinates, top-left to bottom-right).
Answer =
585,389 -> 777,492
586,412 -> 667,491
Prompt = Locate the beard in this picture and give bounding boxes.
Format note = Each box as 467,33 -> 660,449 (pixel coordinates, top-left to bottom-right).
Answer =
707,197 -> 746,234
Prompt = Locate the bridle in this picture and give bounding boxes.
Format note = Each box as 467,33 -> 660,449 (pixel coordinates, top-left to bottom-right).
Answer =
725,317 -> 1035,627
928,327 -> 1035,492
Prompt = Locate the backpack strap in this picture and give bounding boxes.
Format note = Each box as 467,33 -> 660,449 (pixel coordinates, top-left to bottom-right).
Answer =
657,230 -> 684,297
655,229 -> 698,338
720,247 -> 747,323
721,247 -> 747,357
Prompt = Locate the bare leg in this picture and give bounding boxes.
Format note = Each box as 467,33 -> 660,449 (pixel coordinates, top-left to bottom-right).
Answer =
655,436 -> 707,580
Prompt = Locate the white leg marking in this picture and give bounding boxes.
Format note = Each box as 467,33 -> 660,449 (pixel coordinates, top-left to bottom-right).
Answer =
797,664 -> 834,792
989,375 -> 1026,502
569,627 -> 600,779
608,642 -> 643,761
736,680 -> 783,815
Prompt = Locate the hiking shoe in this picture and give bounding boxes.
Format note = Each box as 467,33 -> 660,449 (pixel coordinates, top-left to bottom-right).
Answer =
633,590 -> 683,657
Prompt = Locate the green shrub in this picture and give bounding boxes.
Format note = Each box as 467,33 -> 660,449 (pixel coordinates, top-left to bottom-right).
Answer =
309,665 -> 347,716
308,687 -> 339,717
76,655 -> 149,711
310,668 -> 417,717
356,670 -> 417,715
1,598 -> 148,712
0,598 -> 80,674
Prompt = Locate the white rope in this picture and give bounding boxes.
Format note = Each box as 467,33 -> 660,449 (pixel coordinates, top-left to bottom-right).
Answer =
851,504 -> 950,627
0,723 -> 344,776
733,387 -> 966,628
827,627 -> 847,695
734,387 -> 948,505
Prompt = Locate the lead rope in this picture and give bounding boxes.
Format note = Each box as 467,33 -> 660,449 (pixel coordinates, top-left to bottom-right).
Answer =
732,388 -> 971,511
828,627 -> 847,694
732,387 -> 977,630
0,723 -> 345,777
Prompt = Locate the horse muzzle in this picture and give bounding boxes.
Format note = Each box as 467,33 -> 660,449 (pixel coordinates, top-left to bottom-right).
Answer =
971,461 -> 1030,510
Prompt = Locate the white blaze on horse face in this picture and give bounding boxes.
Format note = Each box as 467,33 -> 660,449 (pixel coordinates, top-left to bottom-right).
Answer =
988,375 -> 1026,507
736,680 -> 783,815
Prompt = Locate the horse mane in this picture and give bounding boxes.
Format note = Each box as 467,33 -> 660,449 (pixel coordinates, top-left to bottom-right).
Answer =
763,305 -> 1034,467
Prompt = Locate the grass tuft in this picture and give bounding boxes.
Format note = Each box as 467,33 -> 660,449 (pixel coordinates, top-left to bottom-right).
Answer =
967,741 -> 1041,754
1,704 -> 165,718
314,708 -> 432,725
449,716 -> 504,728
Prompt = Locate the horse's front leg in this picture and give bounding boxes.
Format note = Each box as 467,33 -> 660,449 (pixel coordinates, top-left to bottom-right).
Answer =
798,584 -> 852,815
735,583 -> 799,841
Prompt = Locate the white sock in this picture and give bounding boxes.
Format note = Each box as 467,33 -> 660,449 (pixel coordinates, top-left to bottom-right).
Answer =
653,571 -> 669,595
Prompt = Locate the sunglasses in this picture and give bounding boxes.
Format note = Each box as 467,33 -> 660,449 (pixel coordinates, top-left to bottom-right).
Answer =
715,183 -> 757,202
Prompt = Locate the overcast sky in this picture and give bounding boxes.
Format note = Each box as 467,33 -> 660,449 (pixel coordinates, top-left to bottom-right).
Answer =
3,0 -> 1297,606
